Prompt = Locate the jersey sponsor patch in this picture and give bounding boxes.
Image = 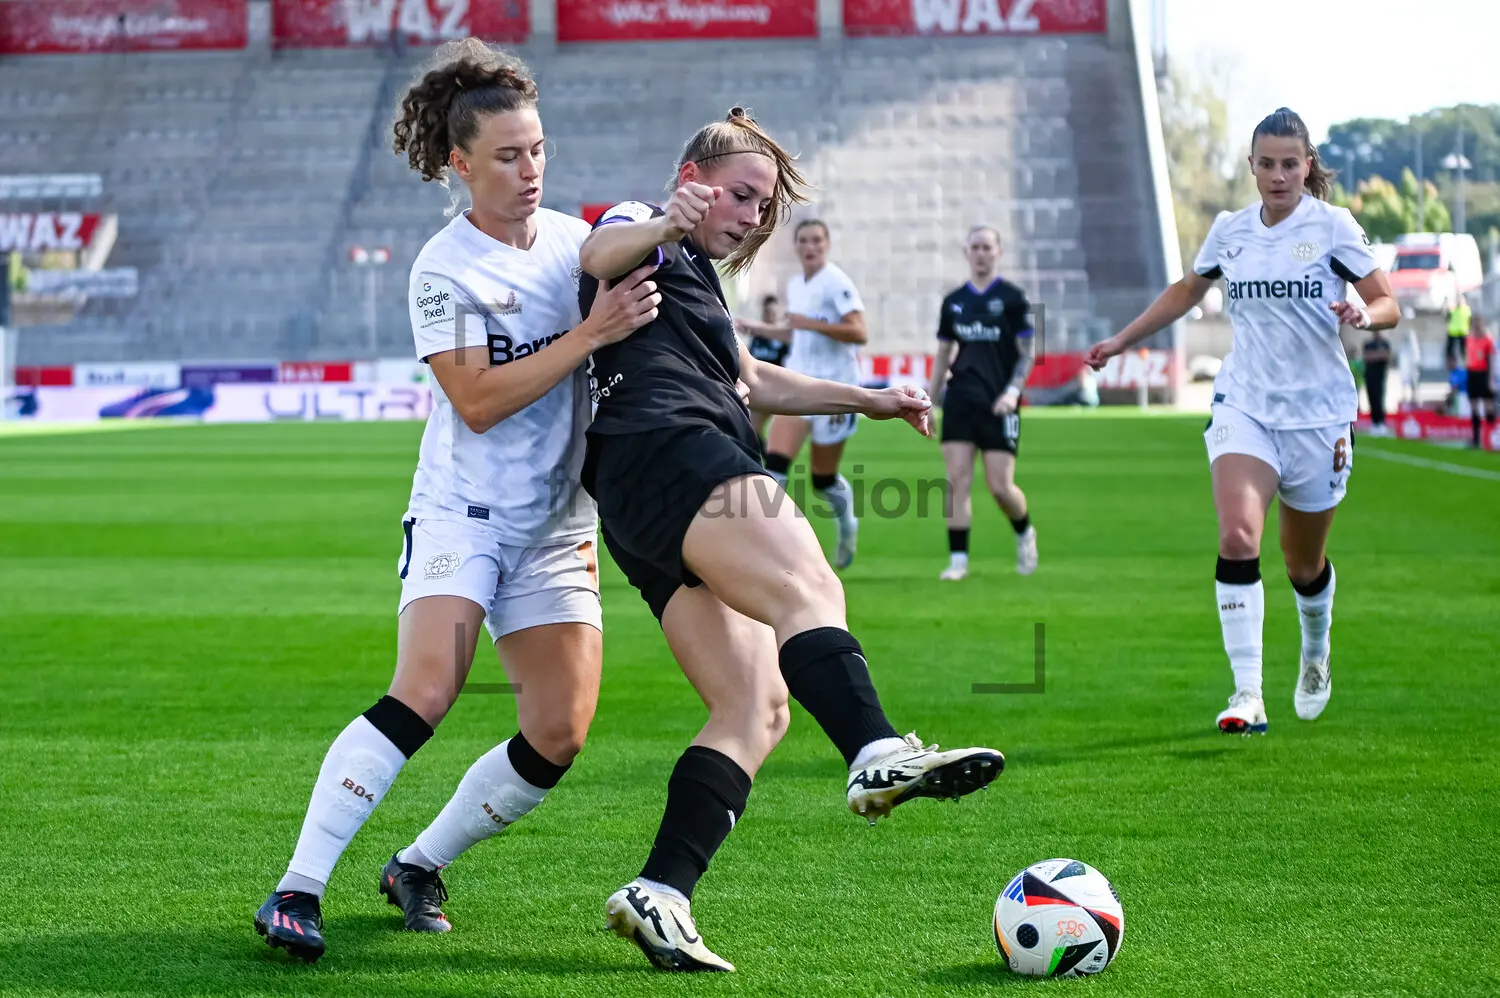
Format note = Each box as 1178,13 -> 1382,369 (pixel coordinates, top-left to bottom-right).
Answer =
413,275 -> 456,330
598,201 -> 656,225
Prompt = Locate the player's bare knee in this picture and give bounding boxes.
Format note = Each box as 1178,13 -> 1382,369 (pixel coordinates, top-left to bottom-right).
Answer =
527,716 -> 589,765
1284,555 -> 1325,588
391,685 -> 456,729
1218,522 -> 1260,561
787,563 -> 845,620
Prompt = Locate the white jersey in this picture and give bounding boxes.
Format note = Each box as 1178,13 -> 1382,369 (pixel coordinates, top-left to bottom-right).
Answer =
1194,194 -> 1380,429
785,263 -> 865,385
405,208 -> 595,546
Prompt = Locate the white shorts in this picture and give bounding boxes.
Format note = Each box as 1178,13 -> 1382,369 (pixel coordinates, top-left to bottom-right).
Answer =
807,412 -> 859,446
396,517 -> 602,641
1204,403 -> 1352,513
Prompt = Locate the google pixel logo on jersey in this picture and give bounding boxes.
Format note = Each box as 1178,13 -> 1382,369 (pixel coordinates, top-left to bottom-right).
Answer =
1226,276 -> 1326,302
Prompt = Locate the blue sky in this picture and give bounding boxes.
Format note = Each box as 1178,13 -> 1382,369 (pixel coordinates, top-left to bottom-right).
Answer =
1165,0 -> 1500,143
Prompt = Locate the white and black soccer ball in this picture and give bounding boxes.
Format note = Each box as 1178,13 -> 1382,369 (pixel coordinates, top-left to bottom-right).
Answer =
993,859 -> 1124,977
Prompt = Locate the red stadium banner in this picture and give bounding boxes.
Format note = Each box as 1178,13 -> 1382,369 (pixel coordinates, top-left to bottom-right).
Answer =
0,0 -> 248,54
280,361 -> 354,383
580,203 -> 615,225
0,214 -> 104,254
1356,410 -> 1500,451
14,366 -> 75,388
842,0 -> 1106,37
272,0 -> 527,47
557,0 -> 817,42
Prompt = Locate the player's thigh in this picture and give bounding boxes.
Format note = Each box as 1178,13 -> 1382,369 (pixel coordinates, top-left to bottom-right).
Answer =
1206,406 -> 1280,524
941,440 -> 978,484
683,473 -> 844,625
488,540 -> 605,758
392,518 -> 503,723
981,448 -> 1018,494
766,413 -> 810,458
494,622 -> 601,762
749,408 -> 773,440
1274,423 -> 1351,517
660,584 -> 786,777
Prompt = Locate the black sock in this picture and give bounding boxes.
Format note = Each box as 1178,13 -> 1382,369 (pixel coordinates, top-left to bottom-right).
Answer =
638,747 -> 752,899
1009,513 -> 1031,535
779,627 -> 898,767
1215,556 -> 1261,585
948,527 -> 970,554
1290,558 -> 1333,598
764,452 -> 792,476
362,695 -> 434,759
507,730 -> 571,789
1474,411 -> 1483,445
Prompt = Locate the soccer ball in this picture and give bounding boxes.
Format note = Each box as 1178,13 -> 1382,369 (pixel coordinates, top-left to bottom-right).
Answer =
993,859 -> 1124,977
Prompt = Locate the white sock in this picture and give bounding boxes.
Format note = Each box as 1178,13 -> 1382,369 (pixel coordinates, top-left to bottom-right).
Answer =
1216,580 -> 1265,697
949,551 -> 969,569
1294,563 -> 1335,662
816,474 -> 856,526
851,736 -> 909,771
405,740 -> 549,870
638,877 -> 689,906
279,715 -> 408,895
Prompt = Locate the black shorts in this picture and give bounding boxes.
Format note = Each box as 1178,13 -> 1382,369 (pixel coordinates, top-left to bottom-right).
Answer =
1447,336 -> 1467,365
940,399 -> 1021,454
1469,370 -> 1496,400
582,421 -> 765,621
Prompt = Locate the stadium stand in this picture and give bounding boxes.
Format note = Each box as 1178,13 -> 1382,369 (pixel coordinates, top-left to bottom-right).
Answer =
2,0 -> 1175,369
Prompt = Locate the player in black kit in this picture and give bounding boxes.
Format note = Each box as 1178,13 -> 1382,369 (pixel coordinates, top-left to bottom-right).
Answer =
926,226 -> 1038,580
577,108 -> 1004,973
737,292 -> 791,451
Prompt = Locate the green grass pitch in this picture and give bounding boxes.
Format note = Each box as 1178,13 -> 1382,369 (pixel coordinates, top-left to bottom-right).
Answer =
2,415 -> 1497,997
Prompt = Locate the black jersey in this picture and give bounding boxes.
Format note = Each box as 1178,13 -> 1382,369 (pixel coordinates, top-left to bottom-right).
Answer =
579,201 -> 748,437
748,335 -> 789,367
936,277 -> 1034,407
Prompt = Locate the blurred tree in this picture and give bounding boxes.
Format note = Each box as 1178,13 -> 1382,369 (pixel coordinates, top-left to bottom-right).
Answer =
1158,66 -> 1256,272
1343,170 -> 1450,241
1321,105 -> 1500,233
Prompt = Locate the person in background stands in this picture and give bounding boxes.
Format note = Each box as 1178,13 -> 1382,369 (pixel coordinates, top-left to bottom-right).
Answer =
737,292 -> 791,454
1361,329 -> 1391,436
1396,328 -> 1422,409
1447,295 -> 1472,370
1465,315 -> 1496,448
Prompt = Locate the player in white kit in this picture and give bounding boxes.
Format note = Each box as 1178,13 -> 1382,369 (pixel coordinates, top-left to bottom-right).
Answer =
761,221 -> 867,569
254,39 -> 661,962
1086,108 -> 1399,735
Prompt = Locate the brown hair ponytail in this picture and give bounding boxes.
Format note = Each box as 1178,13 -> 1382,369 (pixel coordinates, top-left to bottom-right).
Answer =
392,37 -> 537,186
676,106 -> 812,276
1251,107 -> 1334,201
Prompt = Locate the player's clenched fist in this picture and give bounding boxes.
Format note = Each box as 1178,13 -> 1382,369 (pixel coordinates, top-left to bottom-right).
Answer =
663,182 -> 719,240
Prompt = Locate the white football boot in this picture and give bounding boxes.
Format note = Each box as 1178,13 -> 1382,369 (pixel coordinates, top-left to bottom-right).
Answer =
834,514 -> 858,571
847,732 -> 1004,824
1294,654 -> 1331,720
1217,690 -> 1268,735
604,880 -> 733,972
1016,526 -> 1038,576
939,561 -> 968,581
